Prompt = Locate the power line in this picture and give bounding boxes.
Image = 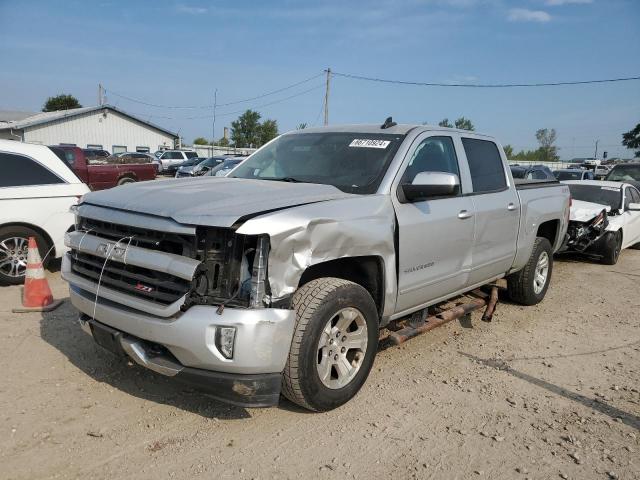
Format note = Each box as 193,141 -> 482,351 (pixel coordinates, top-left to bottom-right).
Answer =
104,72 -> 324,110
126,84 -> 325,121
332,71 -> 640,88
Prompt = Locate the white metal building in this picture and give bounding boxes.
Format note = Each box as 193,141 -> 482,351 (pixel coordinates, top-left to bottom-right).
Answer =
0,105 -> 178,154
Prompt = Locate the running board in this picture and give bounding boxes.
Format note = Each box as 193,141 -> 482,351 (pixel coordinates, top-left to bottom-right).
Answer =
386,283 -> 501,346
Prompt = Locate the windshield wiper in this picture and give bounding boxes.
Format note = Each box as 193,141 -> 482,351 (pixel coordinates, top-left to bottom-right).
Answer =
263,177 -> 305,183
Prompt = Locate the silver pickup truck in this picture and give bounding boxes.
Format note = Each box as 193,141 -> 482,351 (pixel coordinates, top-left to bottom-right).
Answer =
62,122 -> 570,411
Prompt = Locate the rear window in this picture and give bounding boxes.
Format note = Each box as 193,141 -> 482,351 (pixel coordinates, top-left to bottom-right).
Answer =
462,138 -> 507,193
606,165 -> 640,182
48,146 -> 77,168
555,171 -> 583,181
0,152 -> 65,187
185,151 -> 198,159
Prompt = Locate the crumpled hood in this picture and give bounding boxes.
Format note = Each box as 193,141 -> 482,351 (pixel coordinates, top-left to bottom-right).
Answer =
570,199 -> 611,223
81,177 -> 355,227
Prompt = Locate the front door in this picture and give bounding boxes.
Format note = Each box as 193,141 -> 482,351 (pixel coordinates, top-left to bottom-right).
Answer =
392,134 -> 475,315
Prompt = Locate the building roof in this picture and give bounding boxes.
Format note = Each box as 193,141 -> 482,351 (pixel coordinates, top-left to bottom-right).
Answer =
0,110 -> 37,123
0,105 -> 178,138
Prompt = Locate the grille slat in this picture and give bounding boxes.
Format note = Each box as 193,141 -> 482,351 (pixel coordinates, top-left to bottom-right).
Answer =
70,218 -> 196,306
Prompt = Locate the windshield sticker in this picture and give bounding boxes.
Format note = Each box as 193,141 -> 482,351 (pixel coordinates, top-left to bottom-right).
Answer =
349,139 -> 391,149
601,186 -> 620,191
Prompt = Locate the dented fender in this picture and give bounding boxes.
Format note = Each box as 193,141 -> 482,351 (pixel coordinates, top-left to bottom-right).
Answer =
236,195 -> 397,317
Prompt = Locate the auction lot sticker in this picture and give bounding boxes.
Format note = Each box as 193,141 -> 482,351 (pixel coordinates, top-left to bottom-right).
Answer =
349,139 -> 391,149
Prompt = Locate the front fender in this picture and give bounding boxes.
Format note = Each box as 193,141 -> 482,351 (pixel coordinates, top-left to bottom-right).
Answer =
236,195 -> 398,317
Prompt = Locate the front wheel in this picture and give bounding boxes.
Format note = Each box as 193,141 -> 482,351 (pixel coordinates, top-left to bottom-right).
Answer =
507,237 -> 553,306
600,231 -> 622,265
0,226 -> 51,286
282,278 -> 379,412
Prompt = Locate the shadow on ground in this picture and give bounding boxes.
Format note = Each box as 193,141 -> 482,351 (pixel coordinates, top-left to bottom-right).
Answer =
39,299 -> 256,419
459,351 -> 640,431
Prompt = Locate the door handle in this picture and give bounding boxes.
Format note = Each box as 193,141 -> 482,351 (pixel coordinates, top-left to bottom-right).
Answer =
507,203 -> 517,211
458,210 -> 473,219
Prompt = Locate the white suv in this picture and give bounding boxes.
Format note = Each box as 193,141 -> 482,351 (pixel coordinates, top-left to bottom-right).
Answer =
156,150 -> 198,173
0,140 -> 89,285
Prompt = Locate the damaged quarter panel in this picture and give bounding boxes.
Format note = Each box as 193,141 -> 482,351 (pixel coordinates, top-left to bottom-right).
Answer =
236,194 -> 396,317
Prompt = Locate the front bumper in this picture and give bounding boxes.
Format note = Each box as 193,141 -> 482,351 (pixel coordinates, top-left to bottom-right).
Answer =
81,316 -> 282,407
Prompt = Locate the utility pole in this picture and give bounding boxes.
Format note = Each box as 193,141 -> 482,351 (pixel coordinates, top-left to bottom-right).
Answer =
594,139 -> 599,159
323,68 -> 331,126
212,89 -> 217,155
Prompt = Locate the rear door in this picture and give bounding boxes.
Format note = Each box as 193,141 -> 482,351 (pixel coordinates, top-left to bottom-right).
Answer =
461,137 -> 520,285
392,133 -> 475,314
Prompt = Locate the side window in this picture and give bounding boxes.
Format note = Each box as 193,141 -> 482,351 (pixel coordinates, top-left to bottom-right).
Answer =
630,188 -> 640,204
624,188 -> 634,210
185,151 -> 198,159
461,138 -> 507,193
532,169 -> 547,180
400,136 -> 459,184
0,152 -> 64,187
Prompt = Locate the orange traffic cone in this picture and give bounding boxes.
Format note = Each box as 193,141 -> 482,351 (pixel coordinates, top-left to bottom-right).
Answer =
12,237 -> 62,313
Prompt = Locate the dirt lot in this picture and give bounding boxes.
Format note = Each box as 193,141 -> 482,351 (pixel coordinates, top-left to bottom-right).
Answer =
1,252 -> 639,480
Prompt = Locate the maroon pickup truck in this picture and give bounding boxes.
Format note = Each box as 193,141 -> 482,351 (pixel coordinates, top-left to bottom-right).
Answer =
49,146 -> 157,191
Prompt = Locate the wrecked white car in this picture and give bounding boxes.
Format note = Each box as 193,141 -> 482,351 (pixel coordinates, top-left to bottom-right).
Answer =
562,180 -> 640,264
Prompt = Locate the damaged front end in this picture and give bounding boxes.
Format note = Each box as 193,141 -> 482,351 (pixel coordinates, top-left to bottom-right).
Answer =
566,209 -> 608,252
183,229 -> 270,312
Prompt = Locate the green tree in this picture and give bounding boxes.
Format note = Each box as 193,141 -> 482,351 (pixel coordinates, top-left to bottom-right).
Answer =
535,128 -> 559,162
231,110 -> 262,148
622,123 -> 640,157
259,119 -> 279,145
503,144 -> 514,158
438,118 -> 453,128
42,94 -> 82,112
454,117 -> 474,131
214,137 -> 230,147
193,137 -> 209,145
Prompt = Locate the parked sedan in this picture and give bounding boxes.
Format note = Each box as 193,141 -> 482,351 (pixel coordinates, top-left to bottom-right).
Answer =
553,169 -> 594,181
562,180 -> 640,264
510,165 -> 556,181
175,157 -> 223,177
206,157 -> 246,177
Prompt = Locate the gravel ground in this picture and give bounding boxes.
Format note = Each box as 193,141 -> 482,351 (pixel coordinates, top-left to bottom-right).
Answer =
1,252 -> 639,480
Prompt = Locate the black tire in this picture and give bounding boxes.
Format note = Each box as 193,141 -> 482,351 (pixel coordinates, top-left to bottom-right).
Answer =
0,226 -> 51,286
507,237 -> 553,306
282,278 -> 379,412
117,176 -> 136,186
630,242 -> 640,250
600,230 -> 622,265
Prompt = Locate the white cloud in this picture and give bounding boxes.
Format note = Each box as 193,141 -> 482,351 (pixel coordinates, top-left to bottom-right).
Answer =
545,0 -> 593,5
176,4 -> 208,15
508,8 -> 552,22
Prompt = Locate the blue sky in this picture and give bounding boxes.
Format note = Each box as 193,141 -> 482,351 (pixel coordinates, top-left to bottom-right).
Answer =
0,0 -> 638,158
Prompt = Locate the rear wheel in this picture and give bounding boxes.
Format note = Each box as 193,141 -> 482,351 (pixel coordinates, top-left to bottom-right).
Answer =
282,278 -> 378,412
117,176 -> 136,186
0,226 -> 51,286
600,230 -> 622,265
507,237 -> 553,306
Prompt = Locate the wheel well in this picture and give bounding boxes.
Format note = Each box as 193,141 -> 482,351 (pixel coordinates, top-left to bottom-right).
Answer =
537,220 -> 559,247
0,222 -> 55,256
118,172 -> 138,181
298,257 -> 385,319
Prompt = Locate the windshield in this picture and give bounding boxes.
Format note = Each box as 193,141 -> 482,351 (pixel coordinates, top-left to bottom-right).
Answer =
605,165 -> 640,182
555,171 -> 583,181
568,184 -> 622,210
230,132 -> 405,194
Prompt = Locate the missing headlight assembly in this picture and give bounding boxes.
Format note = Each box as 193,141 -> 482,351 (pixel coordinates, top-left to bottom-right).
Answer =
182,228 -> 270,311
566,209 -> 609,252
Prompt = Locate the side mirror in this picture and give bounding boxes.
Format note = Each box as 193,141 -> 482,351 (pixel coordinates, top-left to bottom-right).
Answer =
628,202 -> 640,211
399,171 -> 460,203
